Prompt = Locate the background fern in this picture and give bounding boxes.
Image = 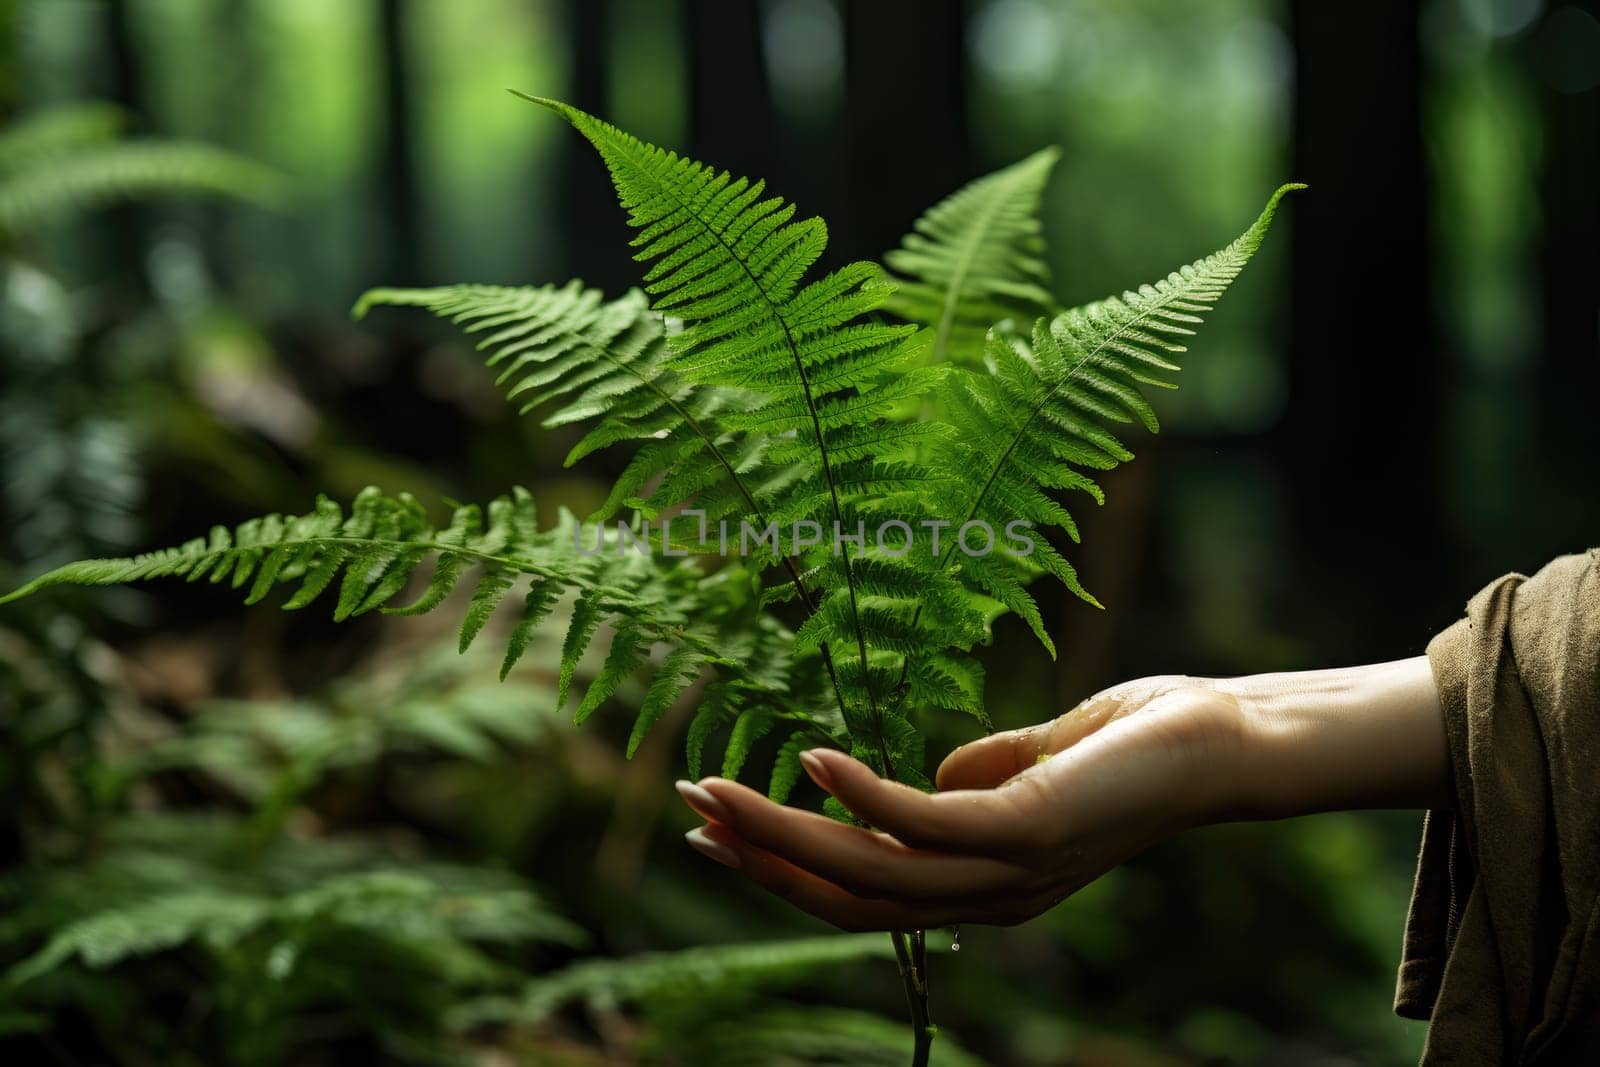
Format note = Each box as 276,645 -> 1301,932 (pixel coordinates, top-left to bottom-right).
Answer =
0,103 -> 284,239
0,104 -> 286,579
452,935 -> 988,1066
883,147 -> 1061,368
454,933 -> 899,1025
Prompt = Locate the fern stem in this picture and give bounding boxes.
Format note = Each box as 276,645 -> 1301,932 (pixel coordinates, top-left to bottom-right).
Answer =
789,328 -> 893,776
686,211 -> 889,773
928,186 -> 1012,372
645,365 -> 856,724
891,930 -> 934,1067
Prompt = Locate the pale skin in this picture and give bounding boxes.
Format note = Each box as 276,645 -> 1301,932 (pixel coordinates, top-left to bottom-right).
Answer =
675,657 -> 1450,932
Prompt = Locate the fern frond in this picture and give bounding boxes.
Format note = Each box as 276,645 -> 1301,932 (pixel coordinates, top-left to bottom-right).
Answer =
450,934 -> 897,1028
0,103 -> 124,175
522,94 -> 954,773
884,147 -> 1060,366
923,185 -> 1302,645
688,1007 -> 988,1067
6,869 -> 580,990
767,731 -> 812,803
0,132 -> 285,238
4,891 -> 271,988
352,281 -> 802,532
0,487 -> 779,748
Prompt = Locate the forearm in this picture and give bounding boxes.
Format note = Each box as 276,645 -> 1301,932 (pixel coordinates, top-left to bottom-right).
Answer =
1215,656 -> 1452,819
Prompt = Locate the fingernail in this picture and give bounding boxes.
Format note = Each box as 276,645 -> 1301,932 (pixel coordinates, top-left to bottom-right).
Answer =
799,749 -> 833,792
685,826 -> 740,869
675,780 -> 732,823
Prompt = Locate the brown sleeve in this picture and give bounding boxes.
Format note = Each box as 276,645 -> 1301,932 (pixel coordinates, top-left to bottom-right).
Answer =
1395,549 -> 1600,1064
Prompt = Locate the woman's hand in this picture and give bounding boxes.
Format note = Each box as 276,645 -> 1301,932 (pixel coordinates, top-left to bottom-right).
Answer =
675,677 -> 1251,931
675,659 -> 1448,932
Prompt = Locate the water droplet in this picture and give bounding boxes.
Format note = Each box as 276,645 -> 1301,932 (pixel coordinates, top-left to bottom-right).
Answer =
950,927 -> 961,952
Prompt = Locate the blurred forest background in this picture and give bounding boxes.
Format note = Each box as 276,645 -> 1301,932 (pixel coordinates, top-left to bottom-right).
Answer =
1,0 -> 1597,1064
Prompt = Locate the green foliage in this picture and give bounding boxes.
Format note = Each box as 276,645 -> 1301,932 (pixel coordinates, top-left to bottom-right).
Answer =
0,810 -> 581,1064
452,933 -> 990,1065
685,1007 -> 988,1067
915,183 -> 1304,657
5,869 -> 581,990
884,147 -> 1061,367
0,103 -> 284,239
4,98 -> 1291,805
0,106 -> 286,575
0,487 -> 810,773
110,641 -> 559,805
456,933 -> 896,1025
353,282 -> 765,523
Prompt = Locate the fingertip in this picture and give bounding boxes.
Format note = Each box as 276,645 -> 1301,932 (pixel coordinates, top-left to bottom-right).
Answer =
820,748 -> 882,783
694,776 -> 745,802
676,779 -> 732,823
685,825 -> 740,868
798,749 -> 834,794
806,747 -> 858,772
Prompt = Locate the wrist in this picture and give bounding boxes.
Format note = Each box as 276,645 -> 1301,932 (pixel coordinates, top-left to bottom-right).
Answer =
1215,658 -> 1451,820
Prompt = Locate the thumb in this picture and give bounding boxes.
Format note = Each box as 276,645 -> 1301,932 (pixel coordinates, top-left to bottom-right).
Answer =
934,725 -> 1051,792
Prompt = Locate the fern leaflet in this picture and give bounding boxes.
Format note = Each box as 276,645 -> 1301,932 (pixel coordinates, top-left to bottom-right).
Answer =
0,487 -> 792,751
0,104 -> 285,238
918,184 -> 1303,659
883,147 -> 1060,366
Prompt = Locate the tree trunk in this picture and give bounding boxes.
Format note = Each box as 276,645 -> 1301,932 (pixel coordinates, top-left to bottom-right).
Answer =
377,0 -> 421,286
685,0 -> 776,180
840,0 -> 973,263
1286,0 -> 1445,650
104,0 -> 149,286
1536,11 -> 1600,540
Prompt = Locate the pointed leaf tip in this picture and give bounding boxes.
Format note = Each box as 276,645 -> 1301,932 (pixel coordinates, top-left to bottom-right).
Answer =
1236,182 -> 1306,254
509,91 -> 577,120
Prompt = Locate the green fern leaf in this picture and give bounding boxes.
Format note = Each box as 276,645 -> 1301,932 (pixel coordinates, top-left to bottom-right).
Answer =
520,94 -> 956,771
722,706 -> 778,779
686,682 -> 736,780
0,488 -> 750,751
573,621 -> 646,724
451,934 -> 897,1028
884,147 -> 1060,366
557,589 -> 605,712
921,184 -> 1302,647
4,892 -> 271,987
0,109 -> 285,238
628,644 -> 705,757
500,578 -> 561,680
767,731 -> 812,803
